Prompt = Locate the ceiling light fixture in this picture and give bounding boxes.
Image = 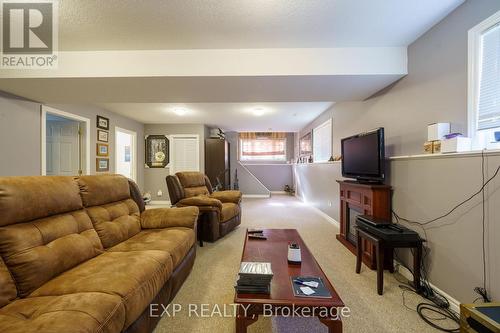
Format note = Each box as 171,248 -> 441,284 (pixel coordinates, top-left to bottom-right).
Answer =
252,107 -> 265,116
172,107 -> 188,116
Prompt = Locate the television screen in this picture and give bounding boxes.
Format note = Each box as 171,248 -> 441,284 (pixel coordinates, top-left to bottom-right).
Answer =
341,128 -> 384,182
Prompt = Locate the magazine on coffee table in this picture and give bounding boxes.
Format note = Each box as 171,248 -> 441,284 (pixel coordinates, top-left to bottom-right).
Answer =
291,276 -> 332,298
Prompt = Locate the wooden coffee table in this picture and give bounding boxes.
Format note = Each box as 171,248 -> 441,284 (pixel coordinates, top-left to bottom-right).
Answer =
234,229 -> 345,333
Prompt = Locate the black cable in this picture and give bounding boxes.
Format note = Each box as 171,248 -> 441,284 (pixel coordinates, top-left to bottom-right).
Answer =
391,151 -> 498,330
416,303 -> 460,332
392,160 -> 500,226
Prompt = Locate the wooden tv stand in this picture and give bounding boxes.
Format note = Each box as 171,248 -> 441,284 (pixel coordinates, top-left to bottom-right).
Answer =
336,180 -> 392,270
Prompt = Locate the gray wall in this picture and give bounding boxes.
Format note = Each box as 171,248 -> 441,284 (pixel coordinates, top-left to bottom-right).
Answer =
245,164 -> 293,192
144,123 -> 208,201
226,132 -> 295,194
226,131 -> 270,195
50,103 -> 145,189
0,93 -> 41,176
294,0 -> 500,303
300,0 -> 500,157
0,94 -> 145,189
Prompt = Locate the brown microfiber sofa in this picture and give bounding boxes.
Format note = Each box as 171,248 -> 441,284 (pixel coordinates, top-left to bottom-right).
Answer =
166,172 -> 241,242
0,174 -> 198,333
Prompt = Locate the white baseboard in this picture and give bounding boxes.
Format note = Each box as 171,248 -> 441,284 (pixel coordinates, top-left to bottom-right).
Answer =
148,200 -> 171,205
270,191 -> 287,195
242,194 -> 271,198
394,261 -> 460,314
307,205 -> 340,228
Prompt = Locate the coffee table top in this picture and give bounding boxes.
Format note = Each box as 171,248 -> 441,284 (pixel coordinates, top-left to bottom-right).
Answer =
234,229 -> 344,308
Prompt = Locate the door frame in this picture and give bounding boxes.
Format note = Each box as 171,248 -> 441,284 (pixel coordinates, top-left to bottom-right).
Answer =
115,126 -> 137,181
41,105 -> 91,176
169,134 -> 200,175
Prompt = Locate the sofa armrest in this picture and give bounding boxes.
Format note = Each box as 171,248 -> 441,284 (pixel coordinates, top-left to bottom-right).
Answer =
210,190 -> 242,204
141,207 -> 199,229
177,196 -> 223,210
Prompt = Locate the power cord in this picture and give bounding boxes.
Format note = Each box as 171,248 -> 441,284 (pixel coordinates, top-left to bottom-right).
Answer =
391,150 -> 498,331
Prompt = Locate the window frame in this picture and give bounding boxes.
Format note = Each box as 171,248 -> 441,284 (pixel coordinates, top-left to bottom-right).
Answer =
468,10 -> 500,149
238,136 -> 287,162
312,118 -> 332,163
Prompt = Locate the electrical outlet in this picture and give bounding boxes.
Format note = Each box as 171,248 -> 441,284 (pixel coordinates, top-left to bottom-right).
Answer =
157,190 -> 163,197
327,200 -> 332,207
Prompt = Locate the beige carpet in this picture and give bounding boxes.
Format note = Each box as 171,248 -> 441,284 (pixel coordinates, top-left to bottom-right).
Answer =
153,195 -> 446,333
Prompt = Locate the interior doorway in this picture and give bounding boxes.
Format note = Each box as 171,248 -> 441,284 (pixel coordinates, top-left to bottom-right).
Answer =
41,106 -> 90,176
115,127 -> 137,181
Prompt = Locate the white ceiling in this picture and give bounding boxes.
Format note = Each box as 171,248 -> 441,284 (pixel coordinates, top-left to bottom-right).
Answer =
97,102 -> 334,132
59,0 -> 464,50
1,0 -> 465,131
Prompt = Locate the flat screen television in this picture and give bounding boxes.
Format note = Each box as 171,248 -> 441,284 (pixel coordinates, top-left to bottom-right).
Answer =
341,128 -> 385,183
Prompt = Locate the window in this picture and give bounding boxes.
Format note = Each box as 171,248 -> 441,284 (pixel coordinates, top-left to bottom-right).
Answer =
468,10 -> 500,149
170,135 -> 200,174
115,127 -> 137,181
239,132 -> 286,161
313,119 -> 332,162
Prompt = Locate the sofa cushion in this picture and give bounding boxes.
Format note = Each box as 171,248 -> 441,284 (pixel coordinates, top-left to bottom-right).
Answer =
184,186 -> 209,197
108,227 -> 195,268
221,203 -> 240,222
0,292 -> 125,333
176,172 -> 206,188
30,250 -> 173,329
0,210 -> 103,297
0,176 -> 82,227
85,199 -> 141,248
77,175 -> 131,207
0,257 -> 17,307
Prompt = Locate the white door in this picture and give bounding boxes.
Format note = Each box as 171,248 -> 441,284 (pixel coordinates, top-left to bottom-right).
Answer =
116,128 -> 137,181
170,135 -> 200,174
46,120 -> 81,176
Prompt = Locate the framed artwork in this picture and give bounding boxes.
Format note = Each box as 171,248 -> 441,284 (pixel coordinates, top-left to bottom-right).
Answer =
299,132 -> 312,156
96,158 -> 109,172
96,143 -> 109,156
96,115 -> 109,130
145,135 -> 169,168
97,130 -> 109,142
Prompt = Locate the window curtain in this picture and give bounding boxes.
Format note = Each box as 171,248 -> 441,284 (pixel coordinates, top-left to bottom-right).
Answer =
239,132 -> 286,157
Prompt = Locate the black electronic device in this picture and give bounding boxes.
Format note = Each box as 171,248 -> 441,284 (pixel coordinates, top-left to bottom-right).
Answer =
356,217 -> 421,242
341,128 -> 385,183
357,215 -> 392,228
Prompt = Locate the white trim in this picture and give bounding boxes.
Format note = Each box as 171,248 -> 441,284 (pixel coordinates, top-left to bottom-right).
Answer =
270,191 -> 287,194
394,260 -> 460,314
307,204 -> 340,228
467,10 -> 500,142
41,105 -> 91,176
148,200 -> 171,205
168,134 -> 200,175
242,194 -> 271,198
389,148 -> 500,161
115,126 -> 137,181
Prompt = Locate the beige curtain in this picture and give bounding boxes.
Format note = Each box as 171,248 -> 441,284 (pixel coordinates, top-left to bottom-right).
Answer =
239,132 -> 286,140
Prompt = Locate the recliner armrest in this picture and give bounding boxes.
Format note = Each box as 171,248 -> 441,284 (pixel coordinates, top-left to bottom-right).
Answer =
210,190 -> 242,204
140,207 -> 199,229
176,196 -> 223,210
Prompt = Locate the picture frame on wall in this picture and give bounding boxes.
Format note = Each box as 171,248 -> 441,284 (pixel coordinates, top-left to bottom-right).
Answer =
145,135 -> 169,168
96,158 -> 109,172
96,115 -> 110,130
96,143 -> 109,157
299,132 -> 312,156
97,130 -> 109,142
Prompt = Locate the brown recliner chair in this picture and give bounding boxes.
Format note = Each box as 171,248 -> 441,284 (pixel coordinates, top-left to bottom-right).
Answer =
166,171 -> 241,244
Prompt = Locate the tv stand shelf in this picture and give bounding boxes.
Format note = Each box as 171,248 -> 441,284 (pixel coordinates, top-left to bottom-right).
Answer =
336,180 -> 392,270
